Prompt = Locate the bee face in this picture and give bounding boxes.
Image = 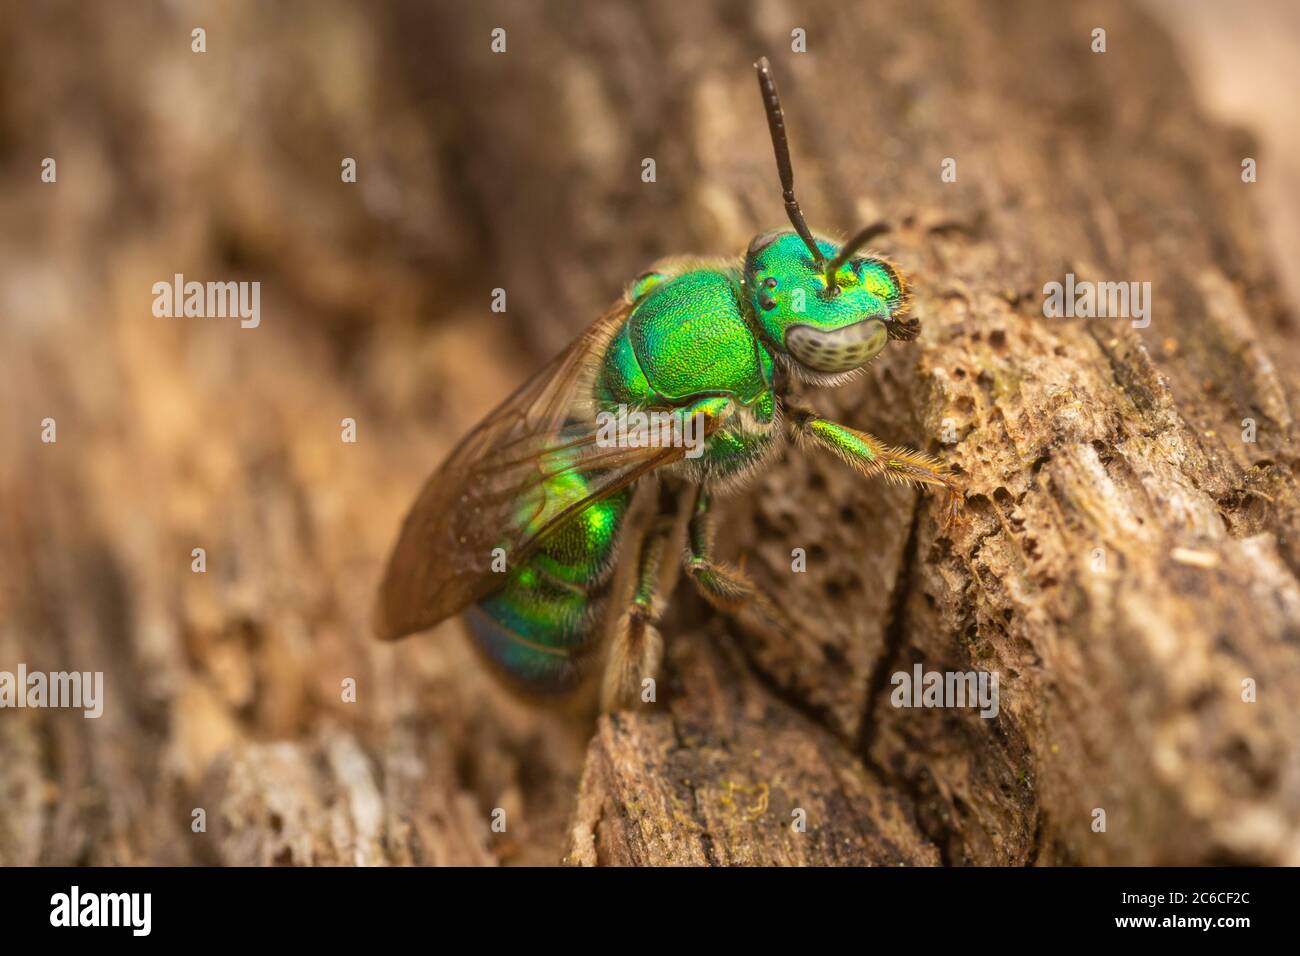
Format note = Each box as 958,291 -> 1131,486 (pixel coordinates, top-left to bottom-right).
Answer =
743,231 -> 908,377
785,316 -> 889,373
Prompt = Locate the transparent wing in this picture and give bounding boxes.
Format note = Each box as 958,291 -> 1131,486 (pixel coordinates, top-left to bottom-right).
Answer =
373,301 -> 700,641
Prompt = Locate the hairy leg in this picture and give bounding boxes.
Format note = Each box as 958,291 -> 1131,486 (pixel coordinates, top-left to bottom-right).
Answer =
599,484 -> 677,710
683,489 -> 791,634
786,405 -> 962,523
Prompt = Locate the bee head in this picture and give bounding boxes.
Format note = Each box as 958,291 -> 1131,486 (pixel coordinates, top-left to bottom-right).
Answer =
747,59 -> 917,384
743,230 -> 913,382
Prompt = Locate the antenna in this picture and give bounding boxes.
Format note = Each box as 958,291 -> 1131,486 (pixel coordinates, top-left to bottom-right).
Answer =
822,221 -> 892,281
754,57 -> 825,272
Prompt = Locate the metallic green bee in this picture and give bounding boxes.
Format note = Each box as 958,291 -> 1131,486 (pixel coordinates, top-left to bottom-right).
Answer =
375,58 -> 959,709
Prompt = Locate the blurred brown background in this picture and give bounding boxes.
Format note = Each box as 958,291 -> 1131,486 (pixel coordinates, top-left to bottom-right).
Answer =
1,0 -> 1298,866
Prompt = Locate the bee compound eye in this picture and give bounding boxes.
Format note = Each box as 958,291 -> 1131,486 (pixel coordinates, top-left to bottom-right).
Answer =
747,230 -> 781,257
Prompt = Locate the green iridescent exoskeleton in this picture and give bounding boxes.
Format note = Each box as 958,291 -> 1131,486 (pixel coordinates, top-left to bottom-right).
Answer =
374,58 -> 960,710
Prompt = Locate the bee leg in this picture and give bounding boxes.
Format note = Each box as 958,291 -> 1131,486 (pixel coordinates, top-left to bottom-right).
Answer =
599,486 -> 677,711
786,405 -> 963,526
683,490 -> 790,631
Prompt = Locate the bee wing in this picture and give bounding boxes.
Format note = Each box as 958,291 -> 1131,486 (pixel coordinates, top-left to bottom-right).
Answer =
374,301 -> 700,641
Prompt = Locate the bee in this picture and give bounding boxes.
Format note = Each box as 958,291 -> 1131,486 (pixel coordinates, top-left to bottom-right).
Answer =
374,58 -> 960,710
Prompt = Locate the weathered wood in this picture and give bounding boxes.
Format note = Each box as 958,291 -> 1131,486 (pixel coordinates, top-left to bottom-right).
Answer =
565,620 -> 939,865
1,0 -> 1298,866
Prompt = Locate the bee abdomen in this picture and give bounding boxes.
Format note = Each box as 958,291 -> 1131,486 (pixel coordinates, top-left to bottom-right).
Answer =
467,490 -> 630,695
